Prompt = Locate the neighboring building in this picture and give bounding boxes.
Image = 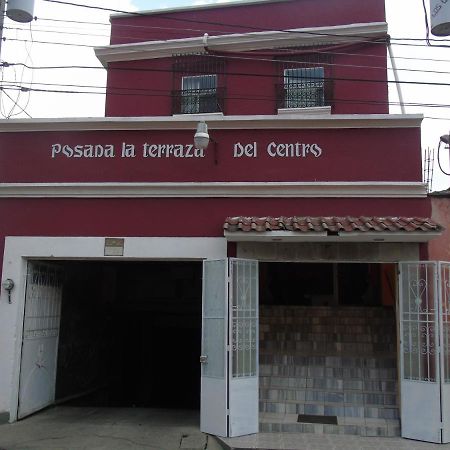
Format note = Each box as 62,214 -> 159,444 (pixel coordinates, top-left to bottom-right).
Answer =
430,189 -> 450,260
0,0 -> 448,444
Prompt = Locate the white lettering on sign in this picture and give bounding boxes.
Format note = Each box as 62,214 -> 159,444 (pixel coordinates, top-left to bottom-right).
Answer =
51,143 -> 115,158
143,143 -> 204,158
50,140 -> 324,160
234,142 -> 257,158
266,142 -> 322,158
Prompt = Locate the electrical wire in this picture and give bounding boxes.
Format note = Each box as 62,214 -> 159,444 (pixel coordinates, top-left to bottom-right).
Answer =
8,17 -> 450,44
2,79 -> 450,113
40,0 -> 450,49
5,61 -> 450,90
437,141 -> 450,175
30,14 -> 450,44
422,0 -> 432,46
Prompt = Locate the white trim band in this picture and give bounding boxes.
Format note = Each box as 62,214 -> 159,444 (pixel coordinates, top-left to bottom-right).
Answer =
225,230 -> 441,243
95,22 -> 388,65
0,182 -> 428,198
0,114 -> 423,133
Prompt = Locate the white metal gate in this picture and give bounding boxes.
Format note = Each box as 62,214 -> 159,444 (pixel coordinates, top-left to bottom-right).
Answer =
399,262 -> 450,443
200,258 -> 259,438
18,262 -> 63,419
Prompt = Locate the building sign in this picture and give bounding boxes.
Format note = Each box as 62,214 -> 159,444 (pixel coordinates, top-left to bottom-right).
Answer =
50,141 -> 323,160
0,127 -> 419,184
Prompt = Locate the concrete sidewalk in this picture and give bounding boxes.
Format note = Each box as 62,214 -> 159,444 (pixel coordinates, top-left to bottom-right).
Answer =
0,406 -> 220,450
218,432 -> 449,449
1,407 -> 450,450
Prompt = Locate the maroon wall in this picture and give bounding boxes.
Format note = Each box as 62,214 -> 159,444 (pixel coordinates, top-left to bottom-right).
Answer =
104,45 -> 388,117
0,127 -> 421,183
109,0 -> 386,43
0,198 -> 430,239
104,0 -> 388,117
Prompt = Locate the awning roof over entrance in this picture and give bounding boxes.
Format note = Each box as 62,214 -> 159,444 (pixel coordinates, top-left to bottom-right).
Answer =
224,216 -> 443,242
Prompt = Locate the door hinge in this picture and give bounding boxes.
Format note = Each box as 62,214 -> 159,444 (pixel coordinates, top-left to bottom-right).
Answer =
226,409 -> 230,415
226,344 -> 231,352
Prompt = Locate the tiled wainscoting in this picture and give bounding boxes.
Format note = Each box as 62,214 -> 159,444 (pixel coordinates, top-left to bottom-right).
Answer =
259,305 -> 400,437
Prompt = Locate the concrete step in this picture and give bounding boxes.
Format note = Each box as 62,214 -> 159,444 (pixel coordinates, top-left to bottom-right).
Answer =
260,376 -> 397,393
259,327 -> 397,343
259,355 -> 397,368
260,342 -> 396,354
260,389 -> 398,407
259,413 -> 401,437
260,364 -> 397,380
259,400 -> 400,419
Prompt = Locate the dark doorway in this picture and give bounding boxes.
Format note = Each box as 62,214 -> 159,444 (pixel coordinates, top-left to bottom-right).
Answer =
260,262 -> 384,306
55,261 -> 202,410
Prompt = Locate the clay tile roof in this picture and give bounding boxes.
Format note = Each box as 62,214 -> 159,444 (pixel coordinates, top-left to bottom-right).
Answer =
224,216 -> 443,234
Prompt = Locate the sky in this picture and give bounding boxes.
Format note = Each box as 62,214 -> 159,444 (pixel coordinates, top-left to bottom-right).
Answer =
1,0 -> 450,190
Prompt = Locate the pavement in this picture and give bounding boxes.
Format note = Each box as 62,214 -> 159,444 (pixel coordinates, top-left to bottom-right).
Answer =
0,407 -> 220,450
2,407 -> 450,450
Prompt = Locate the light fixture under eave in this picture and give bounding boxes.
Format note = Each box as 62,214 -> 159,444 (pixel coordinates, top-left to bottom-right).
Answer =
194,121 -> 210,150
441,134 -> 450,145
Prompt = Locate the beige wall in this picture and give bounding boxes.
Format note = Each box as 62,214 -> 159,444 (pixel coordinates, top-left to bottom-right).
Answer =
429,197 -> 450,261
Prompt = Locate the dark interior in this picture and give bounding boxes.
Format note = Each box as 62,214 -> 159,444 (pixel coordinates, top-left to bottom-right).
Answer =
259,262 -> 384,306
55,261 -> 202,409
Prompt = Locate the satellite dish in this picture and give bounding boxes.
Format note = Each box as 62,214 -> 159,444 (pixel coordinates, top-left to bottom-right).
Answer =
6,0 -> 35,23
431,0 -> 450,36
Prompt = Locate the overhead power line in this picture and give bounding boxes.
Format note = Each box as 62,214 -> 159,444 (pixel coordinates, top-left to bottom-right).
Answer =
2,81 -> 450,110
40,0 -> 450,48
4,61 -> 450,90
7,15 -> 450,44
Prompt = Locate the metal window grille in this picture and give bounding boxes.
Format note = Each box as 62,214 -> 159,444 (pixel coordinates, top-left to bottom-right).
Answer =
172,53 -> 226,114
401,263 -> 437,382
283,67 -> 325,108
275,52 -> 333,111
181,74 -> 218,114
230,259 -> 258,378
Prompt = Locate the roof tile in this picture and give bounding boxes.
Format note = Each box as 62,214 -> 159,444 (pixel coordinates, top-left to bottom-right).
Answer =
224,216 -> 443,234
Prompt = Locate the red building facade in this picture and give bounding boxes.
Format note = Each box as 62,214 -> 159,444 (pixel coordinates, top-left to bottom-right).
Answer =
0,0 -> 447,444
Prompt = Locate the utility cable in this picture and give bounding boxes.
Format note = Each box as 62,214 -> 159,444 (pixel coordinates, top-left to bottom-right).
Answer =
5,61 -> 450,90
41,0 -> 450,48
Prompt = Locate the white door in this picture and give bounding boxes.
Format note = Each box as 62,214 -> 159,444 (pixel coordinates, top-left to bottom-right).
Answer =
200,258 -> 259,438
200,259 -> 229,437
439,262 -> 450,443
399,262 -> 441,442
228,258 -> 259,437
18,262 -> 63,419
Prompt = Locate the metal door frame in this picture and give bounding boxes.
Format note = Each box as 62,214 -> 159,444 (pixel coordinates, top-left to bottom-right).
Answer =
17,261 -> 64,419
200,258 -> 259,438
399,261 -> 450,443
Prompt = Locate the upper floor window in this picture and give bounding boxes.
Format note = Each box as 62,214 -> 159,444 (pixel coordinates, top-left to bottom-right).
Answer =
172,54 -> 226,115
283,67 -> 325,108
181,74 -> 218,114
275,53 -> 333,112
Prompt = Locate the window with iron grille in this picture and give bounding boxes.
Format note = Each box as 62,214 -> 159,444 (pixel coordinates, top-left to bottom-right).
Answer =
275,52 -> 333,111
181,74 -> 218,114
283,67 -> 325,108
172,54 -> 225,115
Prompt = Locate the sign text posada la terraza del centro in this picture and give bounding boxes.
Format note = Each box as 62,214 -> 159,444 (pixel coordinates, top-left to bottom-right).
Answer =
51,141 -> 323,159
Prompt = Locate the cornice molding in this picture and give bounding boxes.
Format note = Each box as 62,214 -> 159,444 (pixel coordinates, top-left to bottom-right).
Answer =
0,114 -> 423,133
0,182 -> 427,199
95,22 -> 388,66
